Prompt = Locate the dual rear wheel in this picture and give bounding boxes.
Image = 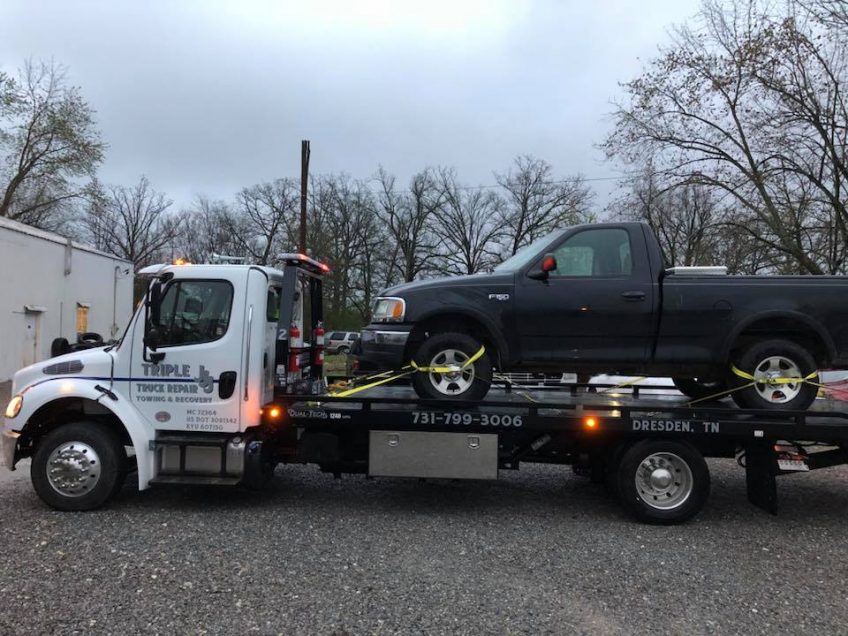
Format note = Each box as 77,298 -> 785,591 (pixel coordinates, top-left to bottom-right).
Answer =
612,439 -> 710,524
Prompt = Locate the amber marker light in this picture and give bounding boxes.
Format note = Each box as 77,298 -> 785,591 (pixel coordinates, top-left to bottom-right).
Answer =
584,416 -> 598,429
267,407 -> 282,419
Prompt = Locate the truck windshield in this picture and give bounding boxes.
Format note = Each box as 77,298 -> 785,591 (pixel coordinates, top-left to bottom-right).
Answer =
492,230 -> 566,272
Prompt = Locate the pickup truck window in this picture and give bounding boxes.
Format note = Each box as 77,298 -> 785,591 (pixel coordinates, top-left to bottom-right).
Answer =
155,280 -> 234,346
492,230 -> 566,272
551,228 -> 633,277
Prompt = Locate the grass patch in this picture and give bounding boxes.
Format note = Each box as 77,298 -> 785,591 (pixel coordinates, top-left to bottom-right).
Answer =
324,354 -> 350,378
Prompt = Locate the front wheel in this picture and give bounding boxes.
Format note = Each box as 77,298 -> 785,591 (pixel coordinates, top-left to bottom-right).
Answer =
31,422 -> 127,511
615,439 -> 710,524
729,339 -> 818,411
411,332 -> 493,401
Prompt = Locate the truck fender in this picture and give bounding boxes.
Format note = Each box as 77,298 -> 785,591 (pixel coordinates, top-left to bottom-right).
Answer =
414,307 -> 512,365
13,378 -> 155,490
720,310 -> 837,363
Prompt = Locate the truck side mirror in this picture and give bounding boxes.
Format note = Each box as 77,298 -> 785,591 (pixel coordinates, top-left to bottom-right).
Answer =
144,327 -> 161,351
148,280 -> 162,326
528,254 -> 557,281
144,280 -> 166,362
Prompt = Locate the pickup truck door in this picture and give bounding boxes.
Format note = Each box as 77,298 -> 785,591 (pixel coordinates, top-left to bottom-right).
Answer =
129,271 -> 247,433
514,226 -> 657,366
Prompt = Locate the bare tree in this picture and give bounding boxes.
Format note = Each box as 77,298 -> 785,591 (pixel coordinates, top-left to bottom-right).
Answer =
172,196 -> 238,263
85,176 -> 180,267
309,174 -> 382,325
604,0 -> 842,274
374,166 -> 442,283
495,155 -> 594,255
0,60 -> 104,230
223,179 -> 299,265
433,169 -> 505,275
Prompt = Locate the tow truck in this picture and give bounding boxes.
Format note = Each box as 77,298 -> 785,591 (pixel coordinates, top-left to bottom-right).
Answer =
3,257 -> 848,524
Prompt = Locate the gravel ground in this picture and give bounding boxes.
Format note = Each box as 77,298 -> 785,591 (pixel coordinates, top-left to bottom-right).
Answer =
0,458 -> 846,635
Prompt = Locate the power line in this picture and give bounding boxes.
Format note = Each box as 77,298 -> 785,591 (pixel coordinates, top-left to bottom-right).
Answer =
357,172 -> 630,195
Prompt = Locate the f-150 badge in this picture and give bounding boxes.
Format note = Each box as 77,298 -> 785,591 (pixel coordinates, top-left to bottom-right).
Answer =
488,293 -> 510,301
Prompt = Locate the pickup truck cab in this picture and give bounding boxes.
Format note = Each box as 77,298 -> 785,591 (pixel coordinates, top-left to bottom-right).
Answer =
356,222 -> 848,410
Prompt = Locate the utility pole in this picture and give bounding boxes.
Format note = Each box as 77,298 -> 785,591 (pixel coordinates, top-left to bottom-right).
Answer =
299,139 -> 311,254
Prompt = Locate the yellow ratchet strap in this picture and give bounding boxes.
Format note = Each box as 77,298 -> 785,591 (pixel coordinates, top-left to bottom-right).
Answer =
327,346 -> 487,398
730,365 -> 818,385
410,345 -> 486,374
688,365 -> 820,406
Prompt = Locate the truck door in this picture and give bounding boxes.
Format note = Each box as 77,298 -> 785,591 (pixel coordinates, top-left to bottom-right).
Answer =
129,272 -> 246,433
514,226 -> 657,366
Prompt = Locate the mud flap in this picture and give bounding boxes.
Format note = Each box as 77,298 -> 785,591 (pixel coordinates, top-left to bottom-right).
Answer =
745,441 -> 778,515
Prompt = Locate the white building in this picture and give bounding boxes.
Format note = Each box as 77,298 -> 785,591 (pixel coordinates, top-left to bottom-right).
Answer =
0,217 -> 134,381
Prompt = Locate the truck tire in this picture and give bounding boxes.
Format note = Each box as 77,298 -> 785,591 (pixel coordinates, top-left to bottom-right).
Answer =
50,337 -> 71,358
411,332 -> 493,401
730,339 -> 818,411
615,439 -> 710,524
672,377 -> 727,402
31,422 -> 127,511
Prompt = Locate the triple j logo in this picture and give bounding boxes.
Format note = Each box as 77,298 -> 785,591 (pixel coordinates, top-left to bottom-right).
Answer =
194,365 -> 214,394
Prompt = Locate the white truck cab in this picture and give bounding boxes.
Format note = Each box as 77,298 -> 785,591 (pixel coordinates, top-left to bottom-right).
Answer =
2,256 -> 327,510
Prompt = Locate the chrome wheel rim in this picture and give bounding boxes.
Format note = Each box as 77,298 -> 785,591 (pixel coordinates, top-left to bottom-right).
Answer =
428,348 -> 475,396
635,452 -> 693,510
752,356 -> 803,404
46,442 -> 101,497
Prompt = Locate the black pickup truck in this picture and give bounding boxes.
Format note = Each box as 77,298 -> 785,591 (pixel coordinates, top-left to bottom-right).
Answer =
355,222 -> 848,410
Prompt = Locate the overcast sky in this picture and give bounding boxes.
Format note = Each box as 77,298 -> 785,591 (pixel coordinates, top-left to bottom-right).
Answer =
1,0 -> 699,210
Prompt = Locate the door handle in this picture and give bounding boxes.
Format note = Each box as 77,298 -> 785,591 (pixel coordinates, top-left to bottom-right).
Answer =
621,291 -> 646,302
219,371 -> 237,399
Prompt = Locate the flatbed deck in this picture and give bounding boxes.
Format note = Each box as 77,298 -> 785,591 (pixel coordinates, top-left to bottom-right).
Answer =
279,383 -> 848,523
287,384 -> 848,441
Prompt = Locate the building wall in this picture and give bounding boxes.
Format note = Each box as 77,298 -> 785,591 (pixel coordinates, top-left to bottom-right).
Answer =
0,219 -> 135,381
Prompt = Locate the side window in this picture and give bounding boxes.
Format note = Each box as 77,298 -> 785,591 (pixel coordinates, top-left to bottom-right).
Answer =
349,333 -> 359,341
267,286 -> 281,322
551,228 -> 633,277
154,280 -> 233,346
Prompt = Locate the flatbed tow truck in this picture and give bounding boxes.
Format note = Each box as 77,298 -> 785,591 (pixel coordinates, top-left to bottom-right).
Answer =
3,257 -> 848,524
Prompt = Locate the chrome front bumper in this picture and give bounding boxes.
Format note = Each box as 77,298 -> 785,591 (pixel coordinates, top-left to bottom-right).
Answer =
1,430 -> 20,471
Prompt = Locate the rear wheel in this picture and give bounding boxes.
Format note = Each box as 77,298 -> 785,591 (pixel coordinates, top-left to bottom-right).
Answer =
672,377 -> 727,402
31,422 -> 127,511
730,339 -> 818,411
411,332 -> 493,401
615,440 -> 710,524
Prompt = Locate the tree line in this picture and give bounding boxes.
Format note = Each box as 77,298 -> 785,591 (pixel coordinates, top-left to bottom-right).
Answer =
606,0 -> 848,275
2,0 -> 848,327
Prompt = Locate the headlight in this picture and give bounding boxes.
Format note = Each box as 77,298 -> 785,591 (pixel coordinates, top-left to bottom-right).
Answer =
372,297 -> 406,323
5,395 -> 22,419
